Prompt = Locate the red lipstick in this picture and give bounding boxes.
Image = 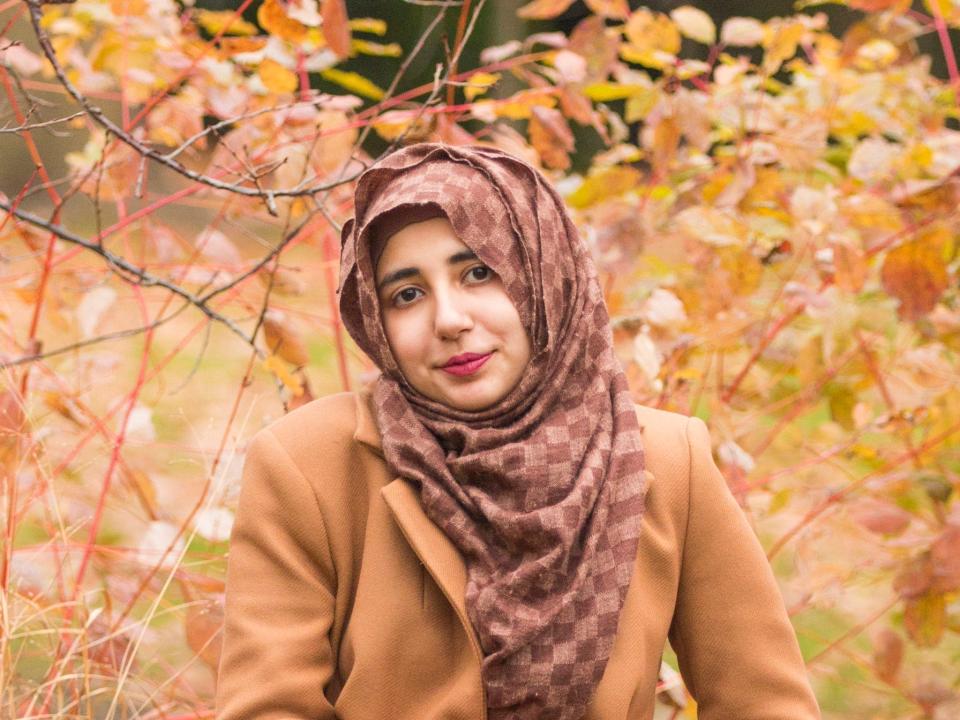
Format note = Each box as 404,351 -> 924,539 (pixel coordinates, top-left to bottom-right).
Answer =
441,352 -> 492,376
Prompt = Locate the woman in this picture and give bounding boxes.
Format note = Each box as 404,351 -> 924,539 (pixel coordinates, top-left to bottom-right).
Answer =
215,143 -> 820,720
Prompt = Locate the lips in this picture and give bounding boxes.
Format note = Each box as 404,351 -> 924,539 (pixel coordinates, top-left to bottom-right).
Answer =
442,351 -> 491,368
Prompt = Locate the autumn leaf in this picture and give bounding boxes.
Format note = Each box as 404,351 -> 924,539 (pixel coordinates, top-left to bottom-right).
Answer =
904,593 -> 946,647
930,525 -> 960,592
529,106 -> 575,170
320,68 -> 384,100
262,312 -> 311,367
670,6 -> 716,46
584,0 -> 630,20
185,598 -> 224,670
720,17 -> 765,47
321,0 -> 351,59
351,39 -> 402,58
464,72 -> 500,101
258,57 -> 298,94
872,629 -> 903,683
195,9 -> 259,37
566,166 -> 642,208
622,8 -> 681,68
880,225 -> 950,320
850,498 -> 912,536
258,0 -> 310,42
516,0 -> 576,20
263,354 -> 306,395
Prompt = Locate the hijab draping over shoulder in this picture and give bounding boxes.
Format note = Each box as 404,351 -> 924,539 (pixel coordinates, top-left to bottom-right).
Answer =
337,143 -> 648,720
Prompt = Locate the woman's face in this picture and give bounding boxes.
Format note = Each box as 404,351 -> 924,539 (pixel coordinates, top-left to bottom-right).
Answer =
375,216 -> 532,412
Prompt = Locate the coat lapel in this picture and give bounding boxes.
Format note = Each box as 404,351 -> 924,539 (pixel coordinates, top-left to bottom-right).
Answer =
353,385 -> 483,658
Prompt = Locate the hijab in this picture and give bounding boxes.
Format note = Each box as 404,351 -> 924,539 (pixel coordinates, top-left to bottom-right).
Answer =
337,143 -> 648,720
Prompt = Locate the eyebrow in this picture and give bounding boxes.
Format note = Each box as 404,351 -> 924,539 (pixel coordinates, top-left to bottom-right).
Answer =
376,249 -> 479,291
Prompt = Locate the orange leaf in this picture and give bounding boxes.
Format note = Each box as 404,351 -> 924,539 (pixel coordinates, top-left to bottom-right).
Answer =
258,0 -> 309,42
321,0 -> 351,59
517,0 -> 576,20
872,629 -> 903,683
584,0 -> 630,19
263,312 -> 311,367
529,106 -> 575,170
880,226 -> 950,320
832,241 -> 867,294
186,599 -> 224,670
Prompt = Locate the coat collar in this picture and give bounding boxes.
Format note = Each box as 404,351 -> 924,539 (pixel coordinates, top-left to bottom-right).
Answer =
352,382 -> 484,661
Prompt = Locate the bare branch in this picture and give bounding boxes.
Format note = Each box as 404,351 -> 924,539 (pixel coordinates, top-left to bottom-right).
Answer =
24,0 -> 364,201
0,110 -> 85,133
0,198 -> 254,347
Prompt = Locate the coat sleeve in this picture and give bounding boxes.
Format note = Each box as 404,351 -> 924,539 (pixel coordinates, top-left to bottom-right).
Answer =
667,416 -> 820,719
216,428 -> 338,720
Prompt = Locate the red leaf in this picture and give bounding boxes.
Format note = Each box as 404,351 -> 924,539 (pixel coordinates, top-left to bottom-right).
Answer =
931,525 -> 960,593
851,498 -> 912,536
872,628 -> 903,683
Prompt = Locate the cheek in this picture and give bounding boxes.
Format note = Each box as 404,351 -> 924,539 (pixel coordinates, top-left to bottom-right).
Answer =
382,311 -> 424,368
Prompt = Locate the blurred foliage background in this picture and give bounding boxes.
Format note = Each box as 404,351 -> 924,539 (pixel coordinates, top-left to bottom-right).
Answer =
1,0 -> 959,718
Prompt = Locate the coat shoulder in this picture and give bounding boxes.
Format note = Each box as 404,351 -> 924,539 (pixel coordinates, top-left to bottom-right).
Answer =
251,391 -> 368,476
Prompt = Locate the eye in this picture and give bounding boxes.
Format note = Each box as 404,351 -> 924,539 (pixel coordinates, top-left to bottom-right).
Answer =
391,287 -> 422,308
465,265 -> 493,283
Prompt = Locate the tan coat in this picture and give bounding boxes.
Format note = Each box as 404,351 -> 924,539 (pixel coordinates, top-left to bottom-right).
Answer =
216,388 -> 820,720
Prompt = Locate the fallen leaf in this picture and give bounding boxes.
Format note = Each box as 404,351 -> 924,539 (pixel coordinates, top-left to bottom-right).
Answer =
904,592 -> 946,647
873,628 -> 903,683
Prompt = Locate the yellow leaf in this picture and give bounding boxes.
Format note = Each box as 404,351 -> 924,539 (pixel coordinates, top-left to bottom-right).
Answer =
854,38 -> 899,70
583,82 -> 650,102
258,0 -> 309,43
320,68 -> 384,100
258,58 -> 298,95
464,72 -> 500,101
263,355 -> 305,396
349,17 -> 387,35
670,5 -> 716,45
924,0 -> 960,24
624,8 -> 680,60
762,20 -> 805,74
371,109 -> 434,142
474,90 -> 556,120
351,39 -> 402,57
567,166 -> 642,208
195,9 -> 259,37
263,313 -> 311,366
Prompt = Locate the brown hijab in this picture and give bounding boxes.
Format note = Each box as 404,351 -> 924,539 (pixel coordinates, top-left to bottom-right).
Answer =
337,143 -> 647,720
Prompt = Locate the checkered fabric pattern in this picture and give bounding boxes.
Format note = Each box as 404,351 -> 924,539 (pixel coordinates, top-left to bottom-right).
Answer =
338,144 -> 648,720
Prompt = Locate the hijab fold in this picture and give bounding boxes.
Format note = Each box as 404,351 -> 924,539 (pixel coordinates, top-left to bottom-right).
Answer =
338,143 -> 647,720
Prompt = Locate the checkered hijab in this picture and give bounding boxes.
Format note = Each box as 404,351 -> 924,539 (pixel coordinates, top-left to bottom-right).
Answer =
338,143 -> 647,720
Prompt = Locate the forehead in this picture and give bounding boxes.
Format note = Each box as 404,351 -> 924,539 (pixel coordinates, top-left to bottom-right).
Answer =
374,217 -> 472,273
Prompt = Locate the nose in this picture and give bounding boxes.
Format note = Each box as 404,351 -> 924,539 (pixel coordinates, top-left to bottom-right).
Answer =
433,287 -> 473,339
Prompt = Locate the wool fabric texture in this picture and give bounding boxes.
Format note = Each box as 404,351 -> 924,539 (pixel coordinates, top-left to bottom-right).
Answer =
337,143 -> 648,720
